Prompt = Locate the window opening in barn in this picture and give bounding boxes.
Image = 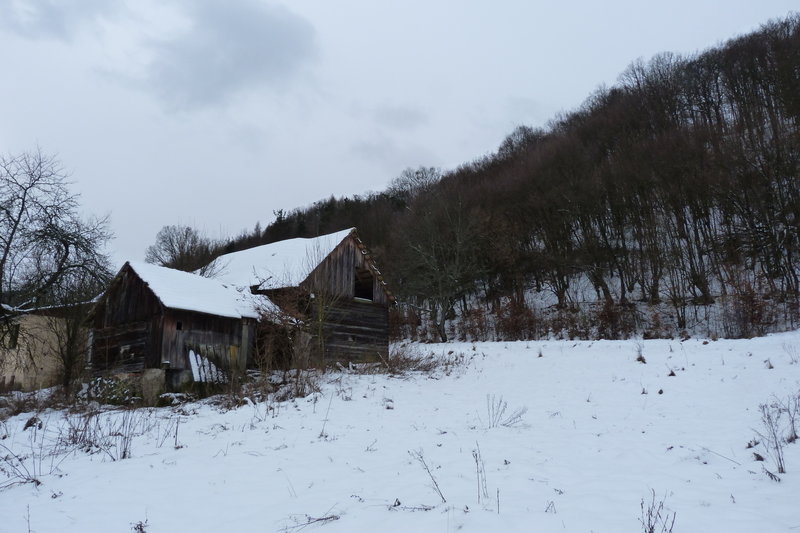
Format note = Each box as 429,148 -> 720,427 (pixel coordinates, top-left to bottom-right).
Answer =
176,321 -> 183,331
354,268 -> 373,301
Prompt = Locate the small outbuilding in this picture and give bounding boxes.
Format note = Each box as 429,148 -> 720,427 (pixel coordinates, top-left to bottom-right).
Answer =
89,262 -> 260,388
89,228 -> 393,388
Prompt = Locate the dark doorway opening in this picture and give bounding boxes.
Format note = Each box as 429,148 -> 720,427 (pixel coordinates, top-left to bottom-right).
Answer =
354,268 -> 374,301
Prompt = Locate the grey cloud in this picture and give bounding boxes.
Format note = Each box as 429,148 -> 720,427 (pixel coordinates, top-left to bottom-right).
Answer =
0,0 -> 114,40
351,137 -> 392,163
372,104 -> 428,131
147,1 -> 317,111
505,96 -> 547,125
351,135 -> 438,175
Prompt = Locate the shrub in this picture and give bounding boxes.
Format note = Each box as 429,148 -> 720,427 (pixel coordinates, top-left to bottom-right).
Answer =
495,299 -> 539,340
596,303 -> 639,339
0,390 -> 58,420
389,306 -> 421,342
483,394 -> 527,429
461,306 -> 490,341
721,278 -> 773,338
81,377 -> 142,406
58,408 -> 152,461
380,344 -> 440,374
639,489 -> 676,533
378,344 -> 471,377
756,400 -> 786,474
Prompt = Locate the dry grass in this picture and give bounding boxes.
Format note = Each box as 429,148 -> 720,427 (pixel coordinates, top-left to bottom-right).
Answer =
376,344 -> 470,376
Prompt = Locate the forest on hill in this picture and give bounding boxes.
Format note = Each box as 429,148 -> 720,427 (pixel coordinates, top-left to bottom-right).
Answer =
158,15 -> 800,342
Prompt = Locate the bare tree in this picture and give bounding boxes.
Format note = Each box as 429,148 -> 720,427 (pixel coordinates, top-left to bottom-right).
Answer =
386,166 -> 441,204
4,274 -> 100,395
395,182 -> 484,342
43,271 -> 106,394
145,225 -> 219,275
0,150 -> 111,341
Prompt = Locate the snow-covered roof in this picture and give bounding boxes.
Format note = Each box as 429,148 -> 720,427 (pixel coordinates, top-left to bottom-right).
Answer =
205,228 -> 355,291
127,262 -> 262,319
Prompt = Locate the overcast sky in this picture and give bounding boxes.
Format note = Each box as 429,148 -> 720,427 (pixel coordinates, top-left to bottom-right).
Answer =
1,1 -> 797,267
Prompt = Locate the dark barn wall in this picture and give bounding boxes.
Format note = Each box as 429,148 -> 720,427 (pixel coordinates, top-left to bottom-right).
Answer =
161,310 -> 252,374
304,234 -> 391,306
91,265 -> 253,378
90,265 -> 163,373
302,234 -> 392,363
318,300 -> 389,362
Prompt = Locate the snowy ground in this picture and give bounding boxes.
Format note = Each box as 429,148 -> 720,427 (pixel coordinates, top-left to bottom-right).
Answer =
2,334 -> 800,532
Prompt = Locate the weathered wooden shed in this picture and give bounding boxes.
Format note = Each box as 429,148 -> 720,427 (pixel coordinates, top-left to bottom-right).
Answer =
89,262 -> 259,388
89,228 -> 393,387
206,228 -> 394,364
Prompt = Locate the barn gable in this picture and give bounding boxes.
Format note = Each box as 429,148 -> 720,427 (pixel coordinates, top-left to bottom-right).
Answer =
205,228 -> 393,364
207,228 -> 394,304
89,262 -> 259,383
207,228 -> 354,290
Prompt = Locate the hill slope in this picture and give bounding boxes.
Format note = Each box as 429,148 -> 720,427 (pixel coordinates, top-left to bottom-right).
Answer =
205,15 -> 800,341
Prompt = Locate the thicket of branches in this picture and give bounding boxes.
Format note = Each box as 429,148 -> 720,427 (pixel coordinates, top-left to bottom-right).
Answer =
189,16 -> 800,340
145,225 -> 221,276
1,150 -> 112,391
0,151 -> 111,317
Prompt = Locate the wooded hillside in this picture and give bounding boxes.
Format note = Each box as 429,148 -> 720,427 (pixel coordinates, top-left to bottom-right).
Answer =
201,15 -> 800,341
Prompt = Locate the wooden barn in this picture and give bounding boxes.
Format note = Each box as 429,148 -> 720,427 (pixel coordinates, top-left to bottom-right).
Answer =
206,228 -> 394,365
88,262 -> 259,388
89,228 -> 393,388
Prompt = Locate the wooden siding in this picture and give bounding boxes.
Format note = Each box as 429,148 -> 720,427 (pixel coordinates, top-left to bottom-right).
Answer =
91,321 -> 152,373
160,310 -> 251,374
268,232 -> 393,365
314,299 -> 389,363
90,265 -> 163,373
302,233 -> 391,306
90,264 -> 253,377
92,265 -> 163,328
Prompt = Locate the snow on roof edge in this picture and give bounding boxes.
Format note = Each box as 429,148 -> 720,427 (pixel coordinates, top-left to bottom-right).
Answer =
204,228 -> 356,290
126,261 -> 262,320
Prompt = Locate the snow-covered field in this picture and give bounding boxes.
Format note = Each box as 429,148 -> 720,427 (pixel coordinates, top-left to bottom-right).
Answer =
2,334 -> 800,532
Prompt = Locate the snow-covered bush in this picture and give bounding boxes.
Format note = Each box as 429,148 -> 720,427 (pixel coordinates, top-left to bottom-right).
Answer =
80,377 -> 141,406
